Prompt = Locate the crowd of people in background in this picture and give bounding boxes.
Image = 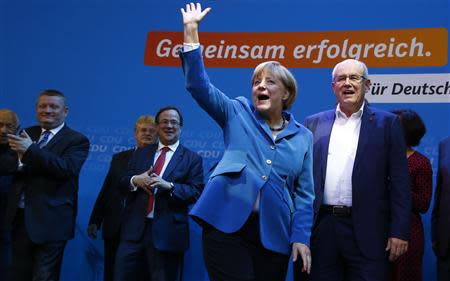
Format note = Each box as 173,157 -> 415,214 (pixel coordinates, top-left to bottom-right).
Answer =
0,3 -> 449,281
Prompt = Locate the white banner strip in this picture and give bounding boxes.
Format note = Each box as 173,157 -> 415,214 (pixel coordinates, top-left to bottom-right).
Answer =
367,73 -> 450,103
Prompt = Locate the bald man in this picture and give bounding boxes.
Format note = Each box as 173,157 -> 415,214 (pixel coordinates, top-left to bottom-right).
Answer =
304,59 -> 410,281
0,109 -> 20,281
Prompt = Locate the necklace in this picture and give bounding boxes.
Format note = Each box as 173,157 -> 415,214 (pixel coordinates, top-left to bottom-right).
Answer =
269,116 -> 286,131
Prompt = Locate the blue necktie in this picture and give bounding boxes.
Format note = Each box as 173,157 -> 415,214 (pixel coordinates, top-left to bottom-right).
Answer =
37,130 -> 51,148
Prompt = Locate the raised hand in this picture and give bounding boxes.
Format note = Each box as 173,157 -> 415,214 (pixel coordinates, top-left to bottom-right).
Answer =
181,2 -> 211,27
181,2 -> 211,44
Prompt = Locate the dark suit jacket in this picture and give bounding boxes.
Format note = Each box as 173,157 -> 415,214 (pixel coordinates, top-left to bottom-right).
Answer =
120,143 -> 203,252
5,125 -> 90,243
0,145 -> 18,177
89,149 -> 134,240
89,149 -> 134,239
432,136 -> 450,257
0,145 -> 18,229
304,104 -> 411,259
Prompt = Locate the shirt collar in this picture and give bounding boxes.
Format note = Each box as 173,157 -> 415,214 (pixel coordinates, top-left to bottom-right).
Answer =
41,122 -> 65,136
158,140 -> 179,152
335,102 -> 364,120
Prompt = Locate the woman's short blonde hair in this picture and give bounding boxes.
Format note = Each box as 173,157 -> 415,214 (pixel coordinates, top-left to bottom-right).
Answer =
251,61 -> 297,110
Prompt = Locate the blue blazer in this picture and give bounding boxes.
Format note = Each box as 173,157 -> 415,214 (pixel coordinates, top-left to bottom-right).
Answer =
304,106 -> 411,259
432,137 -> 450,258
119,143 -> 204,252
181,49 -> 315,255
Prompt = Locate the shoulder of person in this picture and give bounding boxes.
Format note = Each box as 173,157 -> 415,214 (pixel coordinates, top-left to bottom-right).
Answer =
24,125 -> 42,136
136,143 -> 158,154
178,144 -> 202,159
113,148 -> 134,158
304,109 -> 334,122
62,125 -> 90,142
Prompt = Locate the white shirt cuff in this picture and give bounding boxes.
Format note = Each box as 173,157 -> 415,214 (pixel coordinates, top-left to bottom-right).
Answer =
183,42 -> 200,52
129,176 -> 138,191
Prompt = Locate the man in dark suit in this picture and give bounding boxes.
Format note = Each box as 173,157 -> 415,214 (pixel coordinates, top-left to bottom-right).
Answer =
304,59 -> 410,281
114,106 -> 203,281
432,136 -> 450,281
0,109 -> 20,281
87,115 -> 158,281
6,89 -> 90,281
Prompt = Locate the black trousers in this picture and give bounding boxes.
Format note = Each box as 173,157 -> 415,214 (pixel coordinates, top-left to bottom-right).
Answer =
103,234 -> 120,281
0,229 -> 11,281
308,212 -> 388,281
202,213 -> 289,281
0,192 -> 11,281
8,209 -> 67,281
114,219 -> 183,281
437,249 -> 450,281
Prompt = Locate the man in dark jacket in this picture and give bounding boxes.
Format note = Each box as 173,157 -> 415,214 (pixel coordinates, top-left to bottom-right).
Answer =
6,90 -> 90,281
87,115 -> 158,281
0,109 -> 20,281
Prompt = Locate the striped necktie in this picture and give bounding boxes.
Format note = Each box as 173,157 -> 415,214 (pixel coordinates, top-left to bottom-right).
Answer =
37,130 -> 51,148
147,146 -> 170,214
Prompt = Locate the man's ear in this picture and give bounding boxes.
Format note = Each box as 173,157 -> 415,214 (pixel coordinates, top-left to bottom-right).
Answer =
364,79 -> 372,93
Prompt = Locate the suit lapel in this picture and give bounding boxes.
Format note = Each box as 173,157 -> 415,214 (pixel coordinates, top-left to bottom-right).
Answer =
319,111 -> 335,185
144,145 -> 157,172
162,145 -> 184,179
254,111 -> 275,143
353,105 -> 375,169
45,125 -> 69,150
275,112 -> 300,140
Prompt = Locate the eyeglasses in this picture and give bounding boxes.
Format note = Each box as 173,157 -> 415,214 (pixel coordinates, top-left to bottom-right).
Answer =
333,75 -> 366,84
159,120 -> 180,126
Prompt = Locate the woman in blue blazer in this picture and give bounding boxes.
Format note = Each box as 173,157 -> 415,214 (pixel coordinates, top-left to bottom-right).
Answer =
180,3 -> 315,281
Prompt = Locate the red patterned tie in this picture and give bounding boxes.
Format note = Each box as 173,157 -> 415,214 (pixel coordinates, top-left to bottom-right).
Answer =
146,147 -> 170,214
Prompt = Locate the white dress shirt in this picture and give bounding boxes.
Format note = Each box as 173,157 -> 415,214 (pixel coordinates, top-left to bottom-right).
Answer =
147,141 -> 179,218
39,122 -> 65,144
323,103 -> 364,207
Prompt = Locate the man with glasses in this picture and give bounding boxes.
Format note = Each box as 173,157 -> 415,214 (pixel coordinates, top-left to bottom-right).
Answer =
304,59 -> 410,281
114,106 -> 204,281
0,109 -> 20,281
87,115 -> 158,281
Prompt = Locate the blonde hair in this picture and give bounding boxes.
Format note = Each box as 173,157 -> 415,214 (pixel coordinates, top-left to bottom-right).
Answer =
134,115 -> 155,131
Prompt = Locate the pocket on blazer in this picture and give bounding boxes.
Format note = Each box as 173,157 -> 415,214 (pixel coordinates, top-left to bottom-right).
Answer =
210,151 -> 247,177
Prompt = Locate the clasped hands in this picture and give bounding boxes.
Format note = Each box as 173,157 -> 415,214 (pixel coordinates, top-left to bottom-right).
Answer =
7,131 -> 33,155
132,167 -> 172,195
